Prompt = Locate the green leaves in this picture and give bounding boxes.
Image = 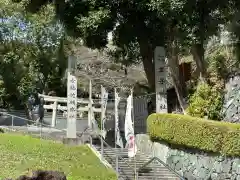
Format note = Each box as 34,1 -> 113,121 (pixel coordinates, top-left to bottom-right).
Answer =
0,0 -> 67,108
187,82 -> 223,120
149,0 -> 187,16
147,113 -> 240,156
14,0 -> 240,98
77,8 -> 115,48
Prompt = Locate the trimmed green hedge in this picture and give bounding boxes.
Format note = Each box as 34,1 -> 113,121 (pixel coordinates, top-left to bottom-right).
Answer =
147,113 -> 240,156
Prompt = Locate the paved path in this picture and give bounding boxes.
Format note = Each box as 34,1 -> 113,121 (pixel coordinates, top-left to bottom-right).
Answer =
0,112 -> 96,142
0,113 -> 89,132
0,125 -> 67,141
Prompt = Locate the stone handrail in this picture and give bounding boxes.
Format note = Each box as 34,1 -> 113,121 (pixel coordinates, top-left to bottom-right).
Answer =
93,133 -> 136,179
137,156 -> 186,180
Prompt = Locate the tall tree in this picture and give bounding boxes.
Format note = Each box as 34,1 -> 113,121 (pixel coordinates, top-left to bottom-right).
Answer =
149,0 -> 231,110
17,0 -> 168,92
0,1 -> 67,109
17,0 -> 234,113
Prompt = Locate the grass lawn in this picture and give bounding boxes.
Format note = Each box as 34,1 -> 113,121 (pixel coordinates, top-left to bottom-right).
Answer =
0,133 -> 116,180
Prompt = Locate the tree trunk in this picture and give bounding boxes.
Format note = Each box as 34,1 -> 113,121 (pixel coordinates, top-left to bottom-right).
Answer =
139,42 -> 155,92
191,42 -> 206,81
167,40 -> 187,114
166,25 -> 187,114
138,40 -> 156,114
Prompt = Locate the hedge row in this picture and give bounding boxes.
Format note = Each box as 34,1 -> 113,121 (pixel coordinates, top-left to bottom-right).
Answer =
147,113 -> 240,156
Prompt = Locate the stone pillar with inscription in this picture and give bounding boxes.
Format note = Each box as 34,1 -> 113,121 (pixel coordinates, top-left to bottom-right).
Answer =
67,72 -> 77,138
154,46 -> 168,113
154,47 -> 169,162
64,56 -> 79,145
63,56 -> 84,145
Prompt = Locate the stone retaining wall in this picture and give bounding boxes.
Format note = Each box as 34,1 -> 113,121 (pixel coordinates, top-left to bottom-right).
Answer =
136,134 -> 240,180
222,74 -> 240,123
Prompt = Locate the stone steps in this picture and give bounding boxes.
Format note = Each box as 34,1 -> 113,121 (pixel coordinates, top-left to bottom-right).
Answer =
95,146 -> 183,180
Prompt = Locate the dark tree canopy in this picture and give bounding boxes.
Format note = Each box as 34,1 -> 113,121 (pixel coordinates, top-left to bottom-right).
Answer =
15,0 -> 240,91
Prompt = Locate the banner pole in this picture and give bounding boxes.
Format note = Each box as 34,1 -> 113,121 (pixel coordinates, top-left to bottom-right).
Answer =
131,89 -> 137,180
100,86 -> 104,160
114,88 -> 119,177
88,79 -> 93,146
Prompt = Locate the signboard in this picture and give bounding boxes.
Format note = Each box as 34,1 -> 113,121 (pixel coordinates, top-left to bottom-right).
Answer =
154,46 -> 168,113
67,72 -> 77,138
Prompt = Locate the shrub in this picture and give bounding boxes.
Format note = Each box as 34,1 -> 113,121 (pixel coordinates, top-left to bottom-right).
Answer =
187,82 -> 223,120
147,113 -> 240,156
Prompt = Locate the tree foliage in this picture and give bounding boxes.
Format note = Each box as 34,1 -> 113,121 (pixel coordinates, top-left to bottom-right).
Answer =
16,0 -> 238,85
187,82 -> 223,120
10,0 -> 240,116
0,1 -> 67,109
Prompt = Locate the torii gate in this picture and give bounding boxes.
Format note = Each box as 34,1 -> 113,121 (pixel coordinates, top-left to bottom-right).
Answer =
38,56 -> 106,141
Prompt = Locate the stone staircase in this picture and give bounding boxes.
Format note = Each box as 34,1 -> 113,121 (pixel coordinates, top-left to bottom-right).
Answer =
95,146 -> 184,180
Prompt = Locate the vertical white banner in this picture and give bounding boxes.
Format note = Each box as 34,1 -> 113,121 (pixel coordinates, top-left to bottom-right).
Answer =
115,89 -> 123,148
124,92 -> 137,157
101,86 -> 108,139
67,72 -> 77,138
154,46 -> 168,113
